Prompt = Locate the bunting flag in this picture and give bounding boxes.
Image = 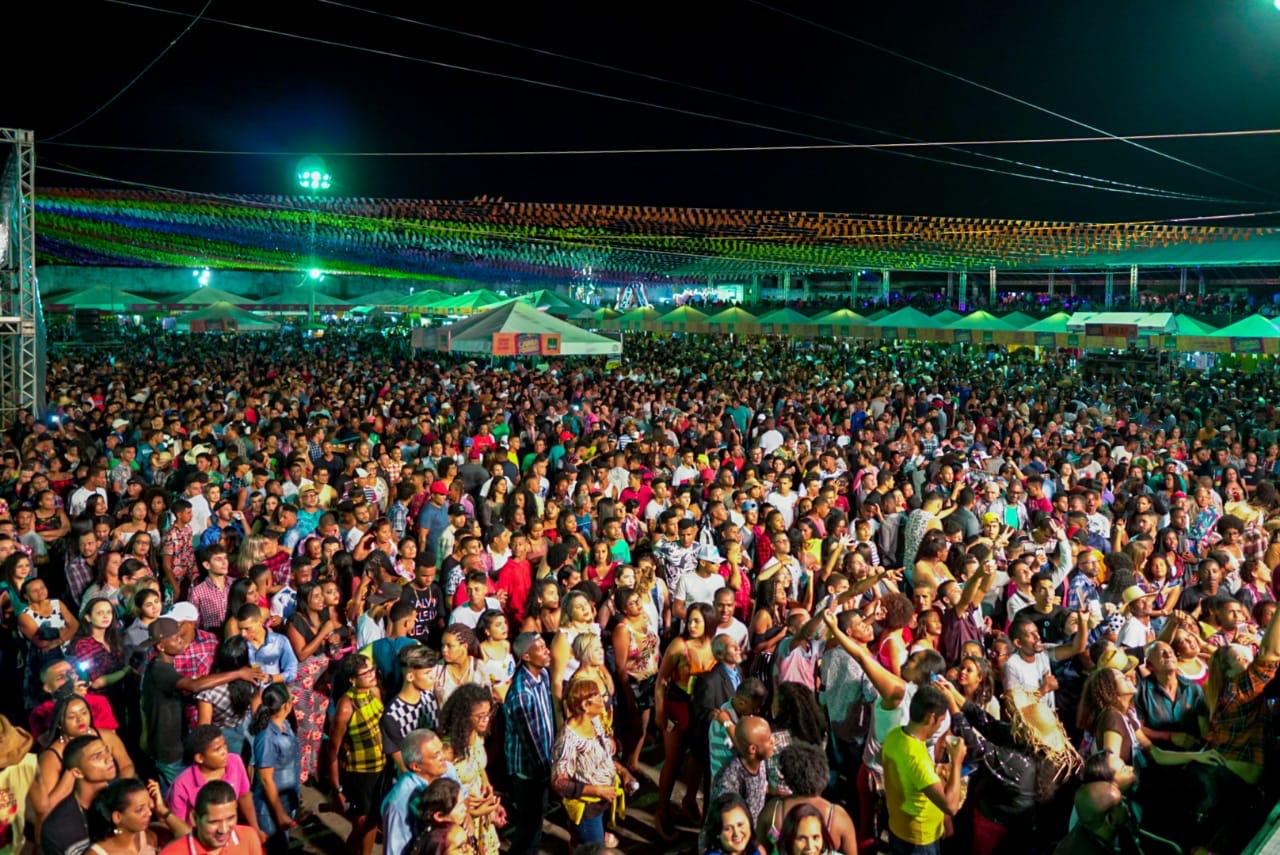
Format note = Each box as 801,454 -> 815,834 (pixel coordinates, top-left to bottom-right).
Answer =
33,188 -> 1280,284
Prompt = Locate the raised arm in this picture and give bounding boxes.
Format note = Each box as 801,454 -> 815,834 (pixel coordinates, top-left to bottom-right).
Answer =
822,610 -> 906,707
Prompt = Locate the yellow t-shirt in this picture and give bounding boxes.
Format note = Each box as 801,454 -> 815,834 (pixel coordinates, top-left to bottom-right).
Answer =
882,725 -> 944,845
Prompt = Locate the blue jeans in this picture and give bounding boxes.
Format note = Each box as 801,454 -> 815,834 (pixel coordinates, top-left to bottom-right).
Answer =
889,833 -> 940,855
572,810 -> 605,845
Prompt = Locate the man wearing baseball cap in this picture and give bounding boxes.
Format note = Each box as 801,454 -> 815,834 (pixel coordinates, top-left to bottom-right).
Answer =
141,618 -> 261,787
416,479 -> 451,559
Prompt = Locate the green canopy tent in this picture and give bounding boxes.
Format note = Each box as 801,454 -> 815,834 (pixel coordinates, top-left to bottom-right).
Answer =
1211,315 -> 1280,338
574,306 -> 620,329
811,308 -> 869,337
928,310 -> 964,326
617,306 -> 664,331
398,289 -> 450,311
1169,315 -> 1218,335
657,305 -> 710,333
167,287 -> 260,309
43,286 -> 157,313
351,288 -> 414,309
174,301 -> 279,333
493,289 -> 589,317
755,307 -> 815,336
999,311 -> 1038,329
261,284 -> 352,311
869,307 -> 937,328
430,289 -> 507,315
705,306 -> 762,335
948,310 -> 1014,331
1022,312 -> 1072,333
866,309 -> 890,321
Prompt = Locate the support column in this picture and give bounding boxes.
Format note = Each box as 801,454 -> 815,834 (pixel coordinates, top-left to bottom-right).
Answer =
958,271 -> 968,312
849,273 -> 859,307
1129,264 -> 1138,306
1105,270 -> 1115,308
1048,272 -> 1055,297
880,269 -> 890,304
801,275 -> 811,302
1070,275 -> 1077,298
988,266 -> 997,307
748,274 -> 761,304
781,271 -> 792,303
1179,267 -> 1188,296
946,272 -> 954,304
1198,271 -> 1206,299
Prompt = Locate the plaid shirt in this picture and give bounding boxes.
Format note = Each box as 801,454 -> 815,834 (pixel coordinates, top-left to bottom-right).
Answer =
189,578 -> 230,631
341,688 -> 386,773
173,628 -> 218,728
504,664 -> 554,780
1205,656 -> 1280,765
162,524 -> 197,585
69,636 -> 123,685
65,554 -> 94,607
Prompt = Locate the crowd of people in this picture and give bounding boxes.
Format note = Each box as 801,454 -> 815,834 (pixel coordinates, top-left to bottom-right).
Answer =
0,326 -> 1276,855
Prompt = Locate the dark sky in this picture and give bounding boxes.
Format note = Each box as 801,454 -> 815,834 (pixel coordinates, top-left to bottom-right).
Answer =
13,0 -> 1280,223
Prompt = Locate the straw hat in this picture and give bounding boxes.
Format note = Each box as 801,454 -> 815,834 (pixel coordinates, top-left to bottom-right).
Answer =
1006,688 -> 1082,777
0,716 -> 32,768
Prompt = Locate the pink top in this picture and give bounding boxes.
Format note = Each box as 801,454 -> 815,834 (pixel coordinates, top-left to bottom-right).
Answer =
168,752 -> 251,823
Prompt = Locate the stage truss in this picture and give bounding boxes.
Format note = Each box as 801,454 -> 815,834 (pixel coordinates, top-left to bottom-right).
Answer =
0,128 -> 44,420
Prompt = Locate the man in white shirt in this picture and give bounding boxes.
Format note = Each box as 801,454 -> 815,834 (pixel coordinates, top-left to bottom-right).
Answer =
1004,610 -> 1089,709
448,572 -> 502,629
672,449 -> 700,488
68,469 -> 109,518
186,477 -> 213,538
1117,586 -> 1156,649
765,474 -> 799,529
673,543 -> 727,621
711,587 -> 749,649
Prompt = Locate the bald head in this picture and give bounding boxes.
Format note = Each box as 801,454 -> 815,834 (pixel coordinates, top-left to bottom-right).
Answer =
1075,782 -> 1124,837
734,715 -> 773,760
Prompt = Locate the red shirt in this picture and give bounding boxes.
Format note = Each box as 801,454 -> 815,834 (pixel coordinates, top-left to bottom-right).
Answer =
496,558 -> 533,624
159,826 -> 263,855
30,691 -> 118,742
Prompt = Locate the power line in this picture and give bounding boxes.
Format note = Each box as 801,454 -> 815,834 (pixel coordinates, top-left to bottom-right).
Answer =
47,0 -> 214,141
42,125 -> 1280,154
309,0 -> 1261,205
742,0 -> 1280,199
94,0 -> 1254,205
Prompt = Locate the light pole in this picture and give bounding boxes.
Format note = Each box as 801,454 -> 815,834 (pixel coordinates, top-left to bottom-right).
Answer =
296,157 -> 332,326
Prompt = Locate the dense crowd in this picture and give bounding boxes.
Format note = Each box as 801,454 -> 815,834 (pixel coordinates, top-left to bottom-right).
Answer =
0,328 -> 1277,855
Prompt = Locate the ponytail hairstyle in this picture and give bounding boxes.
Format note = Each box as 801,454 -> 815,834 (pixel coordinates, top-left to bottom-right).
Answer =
250,682 -> 291,735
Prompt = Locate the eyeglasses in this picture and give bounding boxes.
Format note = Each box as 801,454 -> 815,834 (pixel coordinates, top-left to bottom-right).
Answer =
357,668 -> 377,679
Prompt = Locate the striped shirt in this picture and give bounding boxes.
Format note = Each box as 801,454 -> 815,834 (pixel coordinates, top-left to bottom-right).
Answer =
504,664 -> 554,780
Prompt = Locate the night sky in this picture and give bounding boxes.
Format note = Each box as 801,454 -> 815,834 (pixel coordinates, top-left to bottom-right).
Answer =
13,0 -> 1280,223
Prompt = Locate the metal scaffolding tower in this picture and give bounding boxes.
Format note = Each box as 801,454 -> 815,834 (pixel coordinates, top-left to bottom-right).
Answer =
0,129 -> 44,420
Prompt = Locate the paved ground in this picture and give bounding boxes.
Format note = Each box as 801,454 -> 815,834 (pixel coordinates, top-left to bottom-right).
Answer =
286,746 -> 704,855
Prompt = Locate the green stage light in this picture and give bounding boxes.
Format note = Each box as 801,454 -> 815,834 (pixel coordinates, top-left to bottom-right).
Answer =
296,158 -> 332,192
309,268 -> 323,280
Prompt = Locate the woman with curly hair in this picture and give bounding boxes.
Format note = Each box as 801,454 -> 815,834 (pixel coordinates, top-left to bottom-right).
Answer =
769,683 -> 828,792
875,592 -> 916,676
955,654 -> 1000,718
438,683 -> 505,854
757,742 -> 858,855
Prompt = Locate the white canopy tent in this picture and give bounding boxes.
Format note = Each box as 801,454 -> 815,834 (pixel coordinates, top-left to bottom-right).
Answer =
412,299 -> 621,355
